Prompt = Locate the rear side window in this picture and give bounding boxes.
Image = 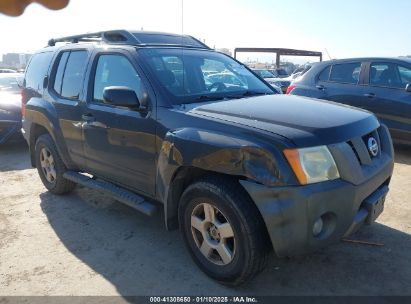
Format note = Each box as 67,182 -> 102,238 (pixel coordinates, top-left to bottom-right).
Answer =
25,52 -> 53,92
370,62 -> 411,89
60,51 -> 88,99
318,65 -> 331,81
399,66 -> 411,84
329,63 -> 361,84
53,52 -> 70,94
299,65 -> 312,76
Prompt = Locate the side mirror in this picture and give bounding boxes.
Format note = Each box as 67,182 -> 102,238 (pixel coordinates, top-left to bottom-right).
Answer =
103,86 -> 141,108
43,75 -> 49,89
406,83 -> 411,93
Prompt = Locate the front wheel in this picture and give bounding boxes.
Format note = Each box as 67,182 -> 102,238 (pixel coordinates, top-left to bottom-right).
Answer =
179,176 -> 270,285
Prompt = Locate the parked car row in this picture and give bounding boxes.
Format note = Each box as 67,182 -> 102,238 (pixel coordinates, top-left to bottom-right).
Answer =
287,58 -> 411,145
0,68 -> 18,73
203,71 -> 282,94
0,73 -> 24,144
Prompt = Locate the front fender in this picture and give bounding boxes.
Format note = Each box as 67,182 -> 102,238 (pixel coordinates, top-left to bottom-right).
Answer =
156,127 -> 292,201
156,127 -> 295,230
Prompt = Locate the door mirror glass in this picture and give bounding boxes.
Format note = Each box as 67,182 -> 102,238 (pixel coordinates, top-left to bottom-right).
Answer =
103,86 -> 141,108
406,83 -> 411,93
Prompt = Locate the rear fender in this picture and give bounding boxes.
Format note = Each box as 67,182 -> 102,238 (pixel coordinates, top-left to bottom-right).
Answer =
25,97 -> 76,169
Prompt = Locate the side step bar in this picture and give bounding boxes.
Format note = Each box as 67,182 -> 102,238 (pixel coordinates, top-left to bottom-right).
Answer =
63,171 -> 158,216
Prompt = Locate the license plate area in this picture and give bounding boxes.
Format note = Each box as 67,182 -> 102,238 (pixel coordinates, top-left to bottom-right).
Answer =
363,185 -> 388,224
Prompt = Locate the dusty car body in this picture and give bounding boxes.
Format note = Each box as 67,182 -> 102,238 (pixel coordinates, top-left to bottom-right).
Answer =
22,30 -> 394,285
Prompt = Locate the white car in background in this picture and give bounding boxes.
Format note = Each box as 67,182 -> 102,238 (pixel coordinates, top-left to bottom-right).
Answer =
252,69 -> 289,93
205,72 -> 283,94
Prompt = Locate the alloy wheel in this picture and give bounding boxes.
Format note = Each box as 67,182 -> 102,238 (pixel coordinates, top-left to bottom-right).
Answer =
39,147 -> 57,183
191,203 -> 236,265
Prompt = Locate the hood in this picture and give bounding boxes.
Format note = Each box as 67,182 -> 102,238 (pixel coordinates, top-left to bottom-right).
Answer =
191,95 -> 379,147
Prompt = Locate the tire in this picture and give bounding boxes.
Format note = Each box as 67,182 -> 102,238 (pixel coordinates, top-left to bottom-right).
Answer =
179,176 -> 270,286
35,134 -> 76,194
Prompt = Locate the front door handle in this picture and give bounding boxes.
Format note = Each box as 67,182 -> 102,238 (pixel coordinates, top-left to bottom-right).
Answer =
364,93 -> 376,98
82,113 -> 95,122
316,85 -> 325,90
87,121 -> 108,129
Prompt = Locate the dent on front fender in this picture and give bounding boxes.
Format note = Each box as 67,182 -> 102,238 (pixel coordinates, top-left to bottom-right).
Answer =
156,128 -> 286,203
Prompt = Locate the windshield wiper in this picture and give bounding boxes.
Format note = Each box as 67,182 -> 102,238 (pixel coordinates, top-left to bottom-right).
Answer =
228,90 -> 270,99
191,91 -> 270,103
193,95 -> 226,102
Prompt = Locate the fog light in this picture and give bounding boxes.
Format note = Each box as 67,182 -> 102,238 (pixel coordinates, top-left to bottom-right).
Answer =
313,218 -> 324,236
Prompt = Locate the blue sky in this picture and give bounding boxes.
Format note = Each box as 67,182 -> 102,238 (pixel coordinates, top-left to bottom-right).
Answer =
0,0 -> 410,62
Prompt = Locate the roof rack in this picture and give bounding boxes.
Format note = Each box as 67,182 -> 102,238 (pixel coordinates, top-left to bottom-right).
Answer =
48,30 -> 211,49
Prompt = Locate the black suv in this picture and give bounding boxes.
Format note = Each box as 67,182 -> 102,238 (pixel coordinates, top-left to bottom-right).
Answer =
22,31 -> 394,285
288,58 -> 411,145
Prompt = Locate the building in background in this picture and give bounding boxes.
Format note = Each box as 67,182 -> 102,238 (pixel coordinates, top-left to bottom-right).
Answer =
0,53 -> 32,69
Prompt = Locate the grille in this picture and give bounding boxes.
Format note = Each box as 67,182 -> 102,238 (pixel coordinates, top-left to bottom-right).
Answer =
347,140 -> 361,164
347,129 -> 381,166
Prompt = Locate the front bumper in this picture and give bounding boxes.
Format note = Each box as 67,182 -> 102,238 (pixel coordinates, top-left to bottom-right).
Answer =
240,125 -> 394,257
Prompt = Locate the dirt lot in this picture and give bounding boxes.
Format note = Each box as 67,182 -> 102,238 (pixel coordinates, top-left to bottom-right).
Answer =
0,141 -> 410,296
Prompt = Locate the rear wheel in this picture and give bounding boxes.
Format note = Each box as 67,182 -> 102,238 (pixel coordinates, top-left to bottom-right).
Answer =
179,176 -> 270,285
35,134 -> 76,194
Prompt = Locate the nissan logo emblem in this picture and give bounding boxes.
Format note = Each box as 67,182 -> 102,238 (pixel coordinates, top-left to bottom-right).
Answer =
367,137 -> 379,157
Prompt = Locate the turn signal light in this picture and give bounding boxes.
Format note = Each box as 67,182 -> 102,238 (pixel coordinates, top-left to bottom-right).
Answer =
286,84 -> 296,94
21,91 -> 25,117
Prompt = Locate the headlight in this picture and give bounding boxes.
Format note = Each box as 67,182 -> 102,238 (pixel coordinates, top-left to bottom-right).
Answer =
284,146 -> 340,185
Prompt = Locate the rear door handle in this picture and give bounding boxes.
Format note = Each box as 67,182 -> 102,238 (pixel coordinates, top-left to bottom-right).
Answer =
316,85 -> 325,90
364,93 -> 376,98
82,113 -> 95,122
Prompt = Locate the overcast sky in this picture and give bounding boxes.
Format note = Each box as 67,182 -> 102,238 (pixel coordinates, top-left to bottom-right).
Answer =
0,0 -> 410,62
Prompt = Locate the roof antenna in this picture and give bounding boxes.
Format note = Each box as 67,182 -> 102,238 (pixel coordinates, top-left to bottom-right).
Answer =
181,0 -> 186,105
181,0 -> 184,36
325,48 -> 333,60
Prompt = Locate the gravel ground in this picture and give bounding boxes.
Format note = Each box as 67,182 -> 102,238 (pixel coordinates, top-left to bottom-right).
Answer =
0,141 -> 410,296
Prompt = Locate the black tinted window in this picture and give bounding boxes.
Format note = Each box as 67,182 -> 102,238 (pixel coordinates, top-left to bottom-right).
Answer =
93,54 -> 143,102
318,65 -> 331,81
300,65 -> 312,76
25,52 -> 53,92
330,63 -> 361,84
370,62 -> 411,89
61,51 -> 88,99
53,52 -> 69,94
399,66 -> 411,85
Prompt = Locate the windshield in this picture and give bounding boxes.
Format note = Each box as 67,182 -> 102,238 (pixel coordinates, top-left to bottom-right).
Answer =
277,69 -> 288,76
139,48 -> 274,104
254,69 -> 276,79
0,75 -> 22,93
